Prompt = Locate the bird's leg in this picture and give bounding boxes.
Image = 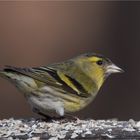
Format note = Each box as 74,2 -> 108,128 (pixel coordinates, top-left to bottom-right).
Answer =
65,113 -> 80,122
32,108 -> 79,122
37,112 -> 53,121
32,108 -> 53,121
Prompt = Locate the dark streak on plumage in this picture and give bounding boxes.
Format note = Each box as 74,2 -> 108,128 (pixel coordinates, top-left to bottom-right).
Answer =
64,75 -> 87,95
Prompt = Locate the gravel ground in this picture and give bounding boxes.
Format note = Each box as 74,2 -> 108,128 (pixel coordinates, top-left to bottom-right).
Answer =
0,118 -> 140,139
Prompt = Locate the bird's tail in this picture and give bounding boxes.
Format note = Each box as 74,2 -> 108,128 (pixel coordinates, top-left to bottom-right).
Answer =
0,66 -> 38,92
0,68 -> 8,78
0,66 -> 23,80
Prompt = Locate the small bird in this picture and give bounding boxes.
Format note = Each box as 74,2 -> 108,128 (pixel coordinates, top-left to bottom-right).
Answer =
0,53 -> 123,119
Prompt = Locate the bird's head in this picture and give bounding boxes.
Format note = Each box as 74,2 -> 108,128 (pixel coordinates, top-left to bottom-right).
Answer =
75,53 -> 124,89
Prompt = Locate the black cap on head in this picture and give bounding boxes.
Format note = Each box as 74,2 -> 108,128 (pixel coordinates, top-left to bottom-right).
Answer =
82,52 -> 112,63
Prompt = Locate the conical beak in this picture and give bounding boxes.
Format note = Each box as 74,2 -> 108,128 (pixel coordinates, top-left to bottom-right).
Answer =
106,64 -> 124,74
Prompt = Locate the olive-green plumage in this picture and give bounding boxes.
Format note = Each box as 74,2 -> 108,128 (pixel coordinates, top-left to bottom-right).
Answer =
0,53 -> 123,118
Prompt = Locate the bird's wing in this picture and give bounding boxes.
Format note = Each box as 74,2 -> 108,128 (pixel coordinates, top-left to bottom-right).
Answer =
3,65 -> 89,97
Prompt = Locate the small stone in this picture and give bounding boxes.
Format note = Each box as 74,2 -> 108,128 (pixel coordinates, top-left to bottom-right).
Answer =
71,132 -> 78,139
135,121 -> 140,128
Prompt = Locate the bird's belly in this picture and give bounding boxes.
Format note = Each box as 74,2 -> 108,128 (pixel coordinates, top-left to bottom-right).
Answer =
28,94 -> 65,117
28,96 -> 85,118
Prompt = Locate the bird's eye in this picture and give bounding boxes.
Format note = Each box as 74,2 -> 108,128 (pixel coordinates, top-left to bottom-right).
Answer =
96,60 -> 103,66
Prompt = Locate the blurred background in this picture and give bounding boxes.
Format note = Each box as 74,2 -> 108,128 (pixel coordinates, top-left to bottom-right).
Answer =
0,1 -> 139,120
